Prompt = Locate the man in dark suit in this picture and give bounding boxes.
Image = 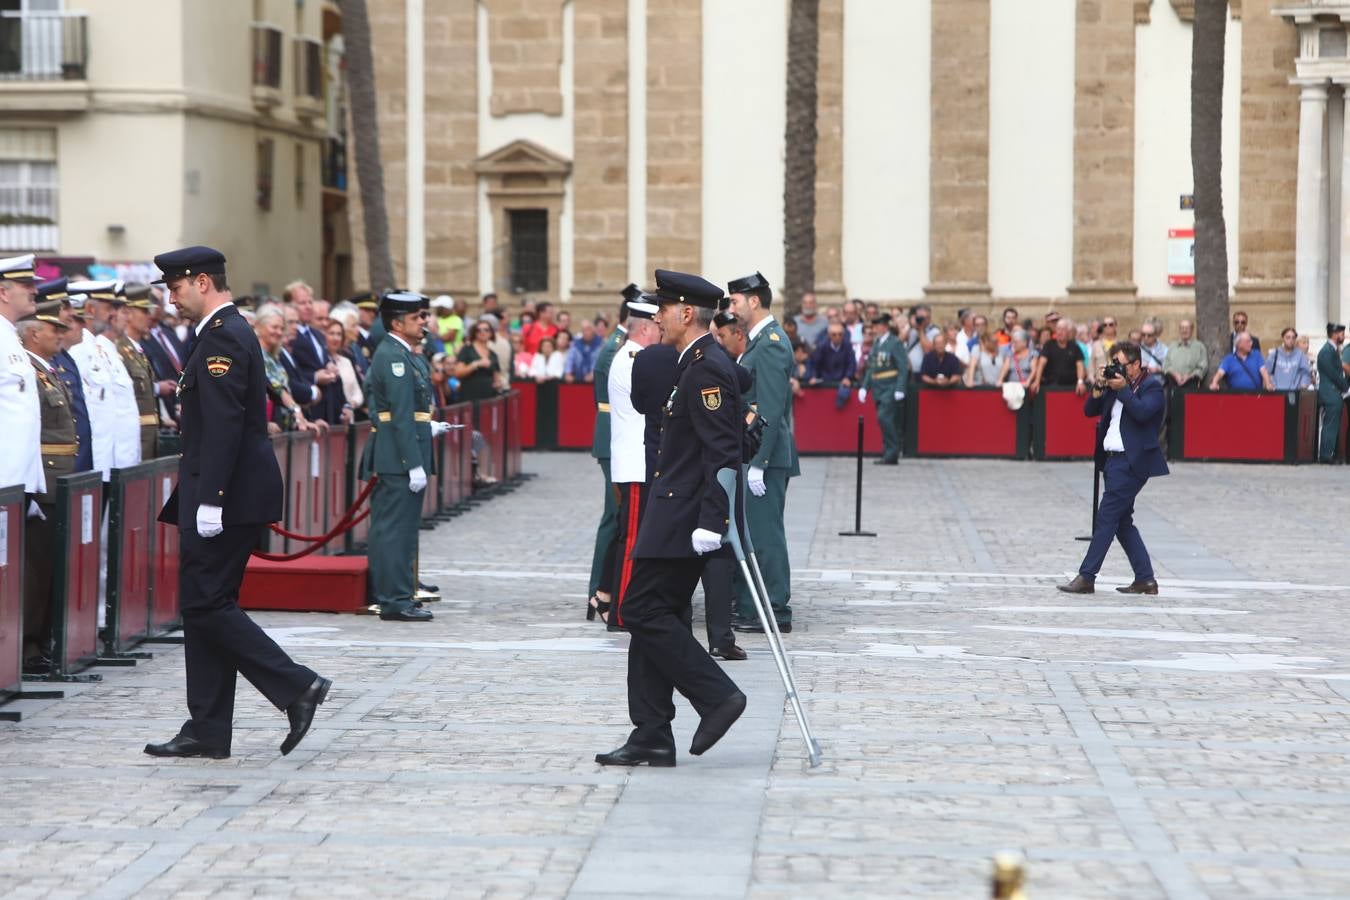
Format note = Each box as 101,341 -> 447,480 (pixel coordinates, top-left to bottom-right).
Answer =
286,280 -> 346,424
147,246 -> 331,760
596,270 -> 746,769
1059,341 -> 1168,596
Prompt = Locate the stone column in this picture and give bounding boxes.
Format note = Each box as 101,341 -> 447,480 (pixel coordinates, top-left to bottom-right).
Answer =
1294,79 -> 1330,339
1067,0 -> 1137,302
571,0 -> 629,305
423,0 -> 479,297
926,0 -> 991,301
645,0 -> 701,274
812,0 -> 845,302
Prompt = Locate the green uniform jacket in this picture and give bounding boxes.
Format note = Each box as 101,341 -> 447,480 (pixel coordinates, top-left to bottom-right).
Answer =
860,333 -> 909,394
361,335 -> 435,477
31,357 -> 76,505
741,318 -> 800,474
1319,342 -> 1350,402
590,325 -> 626,460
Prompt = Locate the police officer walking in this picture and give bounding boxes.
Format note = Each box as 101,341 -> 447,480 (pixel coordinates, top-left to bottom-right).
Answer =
727,272 -> 799,634
597,270 -> 747,768
17,302 -> 75,674
585,284 -> 638,620
858,314 -> 908,464
0,254 -> 42,504
361,290 -> 453,622
147,246 -> 330,760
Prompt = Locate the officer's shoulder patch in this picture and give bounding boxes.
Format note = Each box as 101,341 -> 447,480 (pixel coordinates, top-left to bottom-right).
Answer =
701,386 -> 722,410
211,318 -> 223,328
391,361 -> 405,378
769,332 -> 781,342
629,350 -> 638,358
206,356 -> 232,377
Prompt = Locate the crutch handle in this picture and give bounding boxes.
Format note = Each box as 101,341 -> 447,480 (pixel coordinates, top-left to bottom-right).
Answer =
715,467 -> 746,561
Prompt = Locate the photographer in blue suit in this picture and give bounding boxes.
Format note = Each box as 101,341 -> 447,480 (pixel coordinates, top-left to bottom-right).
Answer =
1059,340 -> 1168,596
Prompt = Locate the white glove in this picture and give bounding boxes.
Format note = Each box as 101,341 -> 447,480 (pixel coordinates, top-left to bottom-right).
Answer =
691,528 -> 723,555
26,500 -> 44,521
747,466 -> 766,497
196,503 -> 223,538
858,388 -> 867,403
894,390 -> 904,401
430,420 -> 459,437
408,466 -> 428,493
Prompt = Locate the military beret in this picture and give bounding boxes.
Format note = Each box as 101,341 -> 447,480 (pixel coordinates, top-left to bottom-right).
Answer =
652,269 -> 723,310
69,279 -> 120,302
0,253 -> 36,283
152,245 -> 227,284
621,283 -> 643,304
626,301 -> 659,321
380,289 -> 427,315
37,277 -> 67,301
1328,322 -> 1345,337
727,271 -> 770,296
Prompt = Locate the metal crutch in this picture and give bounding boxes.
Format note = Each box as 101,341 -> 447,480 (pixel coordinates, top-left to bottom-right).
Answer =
715,468 -> 822,767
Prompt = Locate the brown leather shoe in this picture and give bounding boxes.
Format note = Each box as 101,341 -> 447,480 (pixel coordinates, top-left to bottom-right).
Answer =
1056,575 -> 1095,594
711,644 -> 747,661
1116,579 -> 1159,595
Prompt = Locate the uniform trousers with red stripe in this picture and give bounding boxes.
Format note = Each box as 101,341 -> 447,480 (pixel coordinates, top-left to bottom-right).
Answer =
607,481 -> 648,618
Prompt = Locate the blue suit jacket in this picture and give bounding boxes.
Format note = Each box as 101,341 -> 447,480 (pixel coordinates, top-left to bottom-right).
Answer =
1085,377 -> 1169,478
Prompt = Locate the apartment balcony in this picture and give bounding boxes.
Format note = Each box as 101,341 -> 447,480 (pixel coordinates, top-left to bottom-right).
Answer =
0,11 -> 90,113
251,22 -> 283,111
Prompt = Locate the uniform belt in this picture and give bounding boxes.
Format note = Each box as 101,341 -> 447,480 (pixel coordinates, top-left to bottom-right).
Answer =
139,414 -> 157,425
41,443 -> 77,456
596,402 -> 610,412
1105,449 -> 1126,457
377,411 -> 392,422
414,412 -> 432,422
871,371 -> 899,381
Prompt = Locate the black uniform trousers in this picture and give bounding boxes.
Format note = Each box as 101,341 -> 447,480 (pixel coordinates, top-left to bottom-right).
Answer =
21,500 -> 56,657
700,556 -> 736,652
621,556 -> 740,751
178,524 -> 315,749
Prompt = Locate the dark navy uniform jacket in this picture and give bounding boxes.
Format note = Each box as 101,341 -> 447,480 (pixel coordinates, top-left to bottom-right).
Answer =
630,342 -> 679,479
632,332 -> 744,559
52,348 -> 93,473
159,304 -> 283,528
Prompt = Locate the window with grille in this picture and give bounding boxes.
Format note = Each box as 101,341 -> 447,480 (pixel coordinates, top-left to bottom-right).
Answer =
0,132 -> 57,251
509,209 -> 548,293
257,137 -> 274,211
294,37 -> 321,100
252,23 -> 282,89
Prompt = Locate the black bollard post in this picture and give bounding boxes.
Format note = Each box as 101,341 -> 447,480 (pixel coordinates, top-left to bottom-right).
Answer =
1075,463 -> 1100,542
839,415 -> 876,538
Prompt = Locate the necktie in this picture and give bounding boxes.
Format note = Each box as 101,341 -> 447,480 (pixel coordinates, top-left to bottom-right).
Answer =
156,330 -> 182,373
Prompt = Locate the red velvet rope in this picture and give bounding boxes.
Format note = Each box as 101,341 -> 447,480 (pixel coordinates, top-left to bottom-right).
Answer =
251,476 -> 378,562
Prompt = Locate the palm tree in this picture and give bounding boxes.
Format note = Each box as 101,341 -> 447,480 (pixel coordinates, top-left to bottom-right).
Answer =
339,0 -> 395,293
1191,0 -> 1229,366
782,0 -> 819,317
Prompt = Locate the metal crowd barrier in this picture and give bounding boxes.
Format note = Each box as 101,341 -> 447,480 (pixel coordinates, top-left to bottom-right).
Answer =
50,472 -> 102,679
478,396 -> 507,485
347,421 -> 373,552
0,485 -> 23,716
105,461 -> 158,655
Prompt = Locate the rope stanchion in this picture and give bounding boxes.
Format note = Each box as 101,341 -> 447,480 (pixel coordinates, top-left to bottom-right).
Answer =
252,476 -> 378,562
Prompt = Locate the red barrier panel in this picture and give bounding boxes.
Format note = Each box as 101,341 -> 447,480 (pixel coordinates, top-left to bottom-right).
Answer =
1181,392 -> 1285,461
348,423 -> 372,550
449,403 -> 473,504
506,389 -> 524,478
557,382 -> 597,449
913,387 -> 1020,457
321,429 -> 350,555
791,388 -> 883,454
0,486 -> 23,710
52,472 -> 102,676
107,463 -> 156,652
1038,389 -> 1096,459
266,433 -> 289,554
1296,391 -> 1318,462
512,382 -> 537,449
478,396 -> 506,482
150,460 -> 180,635
286,431 -> 320,552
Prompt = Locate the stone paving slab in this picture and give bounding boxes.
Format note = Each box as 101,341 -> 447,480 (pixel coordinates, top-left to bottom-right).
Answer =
4,453 -> 1350,897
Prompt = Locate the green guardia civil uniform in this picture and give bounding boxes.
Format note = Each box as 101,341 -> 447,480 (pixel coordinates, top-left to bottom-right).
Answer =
734,315 -> 800,626
588,320 -> 628,596
1318,338 -> 1350,461
860,330 -> 909,463
361,331 -> 435,612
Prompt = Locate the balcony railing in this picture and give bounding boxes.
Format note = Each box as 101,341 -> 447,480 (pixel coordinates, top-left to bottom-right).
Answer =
0,11 -> 88,81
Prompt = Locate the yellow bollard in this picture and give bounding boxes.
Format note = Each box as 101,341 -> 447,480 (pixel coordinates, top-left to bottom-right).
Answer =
992,854 -> 1027,900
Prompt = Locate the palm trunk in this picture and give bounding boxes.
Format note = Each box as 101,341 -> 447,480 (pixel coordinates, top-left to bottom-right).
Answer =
782,0 -> 820,317
339,0 -> 396,293
1191,0 -> 1229,368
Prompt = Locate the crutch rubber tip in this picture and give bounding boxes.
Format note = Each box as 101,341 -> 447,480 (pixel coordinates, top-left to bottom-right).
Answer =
690,690 -> 747,756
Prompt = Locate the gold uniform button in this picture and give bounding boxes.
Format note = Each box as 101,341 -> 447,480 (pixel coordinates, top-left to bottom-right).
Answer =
667,491 -> 673,497
217,490 -> 224,497
653,471 -> 660,477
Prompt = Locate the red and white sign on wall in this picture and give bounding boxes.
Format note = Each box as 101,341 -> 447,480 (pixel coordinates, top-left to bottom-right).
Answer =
1168,228 -> 1195,286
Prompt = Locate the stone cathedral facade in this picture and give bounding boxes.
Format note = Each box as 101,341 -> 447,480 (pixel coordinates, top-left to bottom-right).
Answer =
355,0 -> 1325,337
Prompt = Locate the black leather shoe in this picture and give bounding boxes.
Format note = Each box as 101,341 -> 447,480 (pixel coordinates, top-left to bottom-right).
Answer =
1116,579 -> 1159,595
873,458 -> 898,465
711,644 -> 747,661
380,605 -> 434,622
21,654 -> 52,676
733,621 -> 792,634
690,691 -> 747,756
418,580 -> 440,594
144,734 -> 230,759
281,676 -> 332,756
595,743 -> 676,767
1057,575 -> 1095,594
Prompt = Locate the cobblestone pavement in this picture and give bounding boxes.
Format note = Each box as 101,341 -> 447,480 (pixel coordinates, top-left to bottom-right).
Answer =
4,452 -> 1350,898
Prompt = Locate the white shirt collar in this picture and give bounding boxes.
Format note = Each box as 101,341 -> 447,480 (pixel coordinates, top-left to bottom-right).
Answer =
389,333 -> 412,352
26,349 -> 51,372
678,332 -> 710,365
195,302 -> 234,337
749,314 -> 776,342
